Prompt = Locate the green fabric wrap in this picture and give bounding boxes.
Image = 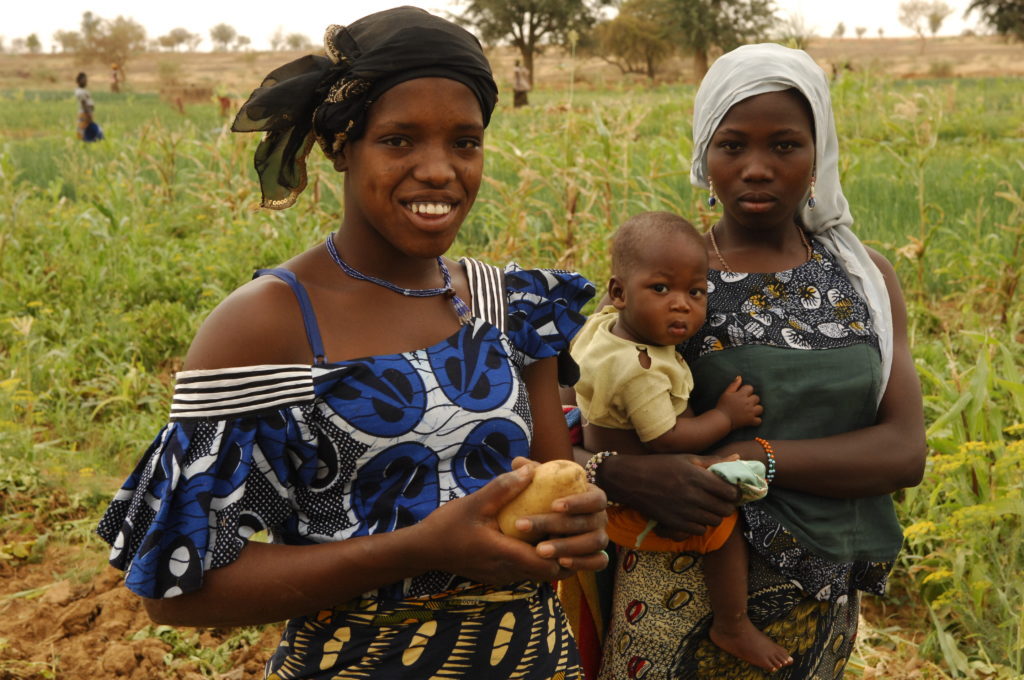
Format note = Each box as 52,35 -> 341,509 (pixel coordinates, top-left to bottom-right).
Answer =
689,343 -> 903,563
708,459 -> 767,503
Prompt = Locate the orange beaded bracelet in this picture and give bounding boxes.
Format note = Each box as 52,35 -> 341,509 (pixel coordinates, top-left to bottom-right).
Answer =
755,437 -> 776,484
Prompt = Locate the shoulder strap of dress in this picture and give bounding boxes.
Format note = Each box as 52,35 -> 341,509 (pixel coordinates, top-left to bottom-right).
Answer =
462,258 -> 506,332
253,268 -> 327,364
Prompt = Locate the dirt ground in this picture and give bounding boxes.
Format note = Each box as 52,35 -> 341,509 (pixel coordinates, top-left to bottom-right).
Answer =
0,475 -> 282,680
0,541 -> 282,679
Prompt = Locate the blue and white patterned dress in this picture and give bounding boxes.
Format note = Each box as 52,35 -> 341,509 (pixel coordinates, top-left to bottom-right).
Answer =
97,260 -> 594,679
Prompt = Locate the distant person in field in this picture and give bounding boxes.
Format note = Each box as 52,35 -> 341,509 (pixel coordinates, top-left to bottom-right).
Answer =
513,59 -> 531,107
570,211 -> 791,672
110,63 -> 123,93
95,8 -> 608,679
74,72 -> 103,142
577,43 -> 926,679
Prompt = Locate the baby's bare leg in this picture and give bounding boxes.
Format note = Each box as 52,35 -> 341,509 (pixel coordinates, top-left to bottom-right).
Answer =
705,529 -> 793,672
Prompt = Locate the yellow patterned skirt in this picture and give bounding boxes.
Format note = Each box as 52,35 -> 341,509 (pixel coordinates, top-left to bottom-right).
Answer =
266,582 -> 583,679
597,549 -> 859,680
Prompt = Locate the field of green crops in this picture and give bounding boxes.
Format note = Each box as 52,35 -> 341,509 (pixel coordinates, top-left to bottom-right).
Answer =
1,69 -> 1022,679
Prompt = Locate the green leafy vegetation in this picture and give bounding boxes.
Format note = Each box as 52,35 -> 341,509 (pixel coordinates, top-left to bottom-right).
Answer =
1,70 -> 1021,677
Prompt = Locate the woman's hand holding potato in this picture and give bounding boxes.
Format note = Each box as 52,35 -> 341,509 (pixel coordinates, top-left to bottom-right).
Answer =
503,457 -> 609,574
416,458 -> 608,584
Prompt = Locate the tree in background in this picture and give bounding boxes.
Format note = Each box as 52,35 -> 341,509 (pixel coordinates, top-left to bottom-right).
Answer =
157,28 -> 200,52
899,0 -> 939,50
856,26 -> 867,38
270,27 -> 287,51
80,12 -> 102,52
286,33 -> 313,50
26,34 -> 42,54
94,16 -> 146,77
774,13 -> 815,49
455,0 -> 608,88
53,30 -> 83,53
210,23 -> 237,51
591,0 -> 674,79
57,13 -> 147,82
665,0 -> 777,79
833,21 -> 846,38
966,0 -> 1024,41
234,35 -> 252,51
927,2 -> 954,36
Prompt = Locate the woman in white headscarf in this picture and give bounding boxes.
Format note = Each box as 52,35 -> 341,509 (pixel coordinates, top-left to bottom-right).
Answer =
582,44 -> 926,679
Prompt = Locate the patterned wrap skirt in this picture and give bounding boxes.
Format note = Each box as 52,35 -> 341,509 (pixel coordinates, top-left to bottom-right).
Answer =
597,546 -> 860,680
266,582 -> 583,679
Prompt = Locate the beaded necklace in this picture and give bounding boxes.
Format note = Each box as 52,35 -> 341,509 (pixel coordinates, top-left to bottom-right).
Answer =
710,223 -> 812,273
324,233 -> 472,324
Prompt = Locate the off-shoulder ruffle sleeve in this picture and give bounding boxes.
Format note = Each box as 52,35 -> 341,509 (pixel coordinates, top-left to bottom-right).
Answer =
96,365 -> 321,599
503,264 -> 594,366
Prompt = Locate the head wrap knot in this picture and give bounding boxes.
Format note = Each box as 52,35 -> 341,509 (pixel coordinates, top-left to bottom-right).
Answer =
232,6 -> 498,210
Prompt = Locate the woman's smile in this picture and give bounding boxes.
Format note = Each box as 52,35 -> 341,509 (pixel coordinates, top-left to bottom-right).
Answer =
401,197 -> 462,233
406,201 -> 455,217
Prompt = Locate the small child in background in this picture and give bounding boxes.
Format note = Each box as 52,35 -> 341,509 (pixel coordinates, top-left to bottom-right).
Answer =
74,72 -> 103,142
571,211 -> 793,672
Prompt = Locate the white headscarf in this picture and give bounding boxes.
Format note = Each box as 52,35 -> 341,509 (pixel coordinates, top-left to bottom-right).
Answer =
690,43 -> 893,402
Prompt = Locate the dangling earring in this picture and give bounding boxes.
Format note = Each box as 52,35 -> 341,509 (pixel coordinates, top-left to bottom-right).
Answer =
807,175 -> 816,209
707,179 -> 717,208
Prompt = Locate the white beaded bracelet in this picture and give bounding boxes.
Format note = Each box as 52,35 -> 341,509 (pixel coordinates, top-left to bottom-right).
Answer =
584,450 -> 618,486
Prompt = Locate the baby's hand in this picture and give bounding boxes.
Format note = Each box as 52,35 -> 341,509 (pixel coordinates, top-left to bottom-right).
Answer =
716,376 -> 763,429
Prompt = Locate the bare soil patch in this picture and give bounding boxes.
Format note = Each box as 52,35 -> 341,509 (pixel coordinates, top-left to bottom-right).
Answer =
0,542 -> 281,679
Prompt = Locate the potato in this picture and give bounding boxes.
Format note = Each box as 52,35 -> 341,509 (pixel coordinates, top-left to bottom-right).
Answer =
497,460 -> 589,541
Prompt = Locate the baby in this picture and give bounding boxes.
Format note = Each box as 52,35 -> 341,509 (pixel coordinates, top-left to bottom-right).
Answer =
571,211 -> 792,672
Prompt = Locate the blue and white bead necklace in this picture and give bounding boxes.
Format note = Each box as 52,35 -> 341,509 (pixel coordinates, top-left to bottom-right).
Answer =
324,233 -> 472,324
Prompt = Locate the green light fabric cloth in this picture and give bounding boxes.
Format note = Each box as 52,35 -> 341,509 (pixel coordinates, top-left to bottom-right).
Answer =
708,459 -> 768,504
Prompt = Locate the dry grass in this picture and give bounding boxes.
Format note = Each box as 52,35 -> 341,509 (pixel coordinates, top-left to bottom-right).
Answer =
2,35 -> 1021,96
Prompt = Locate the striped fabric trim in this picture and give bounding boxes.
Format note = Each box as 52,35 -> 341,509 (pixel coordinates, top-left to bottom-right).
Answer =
170,364 -> 314,420
463,258 -> 506,332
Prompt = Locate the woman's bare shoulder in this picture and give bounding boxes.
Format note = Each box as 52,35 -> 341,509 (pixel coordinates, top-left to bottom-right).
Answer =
864,245 -> 896,276
183,275 -> 312,371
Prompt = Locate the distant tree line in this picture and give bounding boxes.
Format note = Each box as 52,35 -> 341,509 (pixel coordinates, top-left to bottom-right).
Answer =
454,0 -> 1022,82
1,0 -> 1019,82
455,0 -> 778,81
0,12 -> 314,82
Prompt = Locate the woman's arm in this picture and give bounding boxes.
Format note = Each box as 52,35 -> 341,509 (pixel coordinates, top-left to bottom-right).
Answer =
520,357 -> 609,572
144,463 -> 571,627
714,249 -> 927,497
583,424 -> 740,537
525,356 -> 574,464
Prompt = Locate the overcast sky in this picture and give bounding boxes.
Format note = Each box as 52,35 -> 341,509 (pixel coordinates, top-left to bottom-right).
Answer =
7,0 -> 979,52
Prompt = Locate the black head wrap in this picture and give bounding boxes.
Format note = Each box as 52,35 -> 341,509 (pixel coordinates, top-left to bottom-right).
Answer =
231,6 -> 498,209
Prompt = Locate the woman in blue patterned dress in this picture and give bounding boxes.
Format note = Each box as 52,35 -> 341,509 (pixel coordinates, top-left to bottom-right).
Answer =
96,8 -> 608,679
582,44 -> 927,679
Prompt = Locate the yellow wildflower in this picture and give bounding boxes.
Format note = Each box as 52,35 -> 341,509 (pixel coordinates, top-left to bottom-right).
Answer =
923,568 -> 953,584
903,521 -> 936,540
